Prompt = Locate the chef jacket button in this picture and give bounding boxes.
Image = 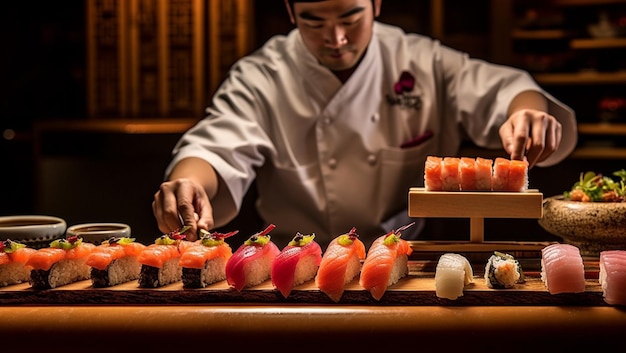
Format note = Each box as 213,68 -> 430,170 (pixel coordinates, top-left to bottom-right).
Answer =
367,154 -> 377,165
371,113 -> 379,122
328,158 -> 337,169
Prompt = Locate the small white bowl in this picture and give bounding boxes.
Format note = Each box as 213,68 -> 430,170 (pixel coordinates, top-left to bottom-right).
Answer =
0,215 -> 67,248
66,223 -> 131,244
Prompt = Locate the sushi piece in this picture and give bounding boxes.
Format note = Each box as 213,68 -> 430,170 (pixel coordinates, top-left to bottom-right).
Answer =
85,236 -> 146,287
441,157 -> 461,191
484,251 -> 525,289
598,250 -> 626,305
315,227 -> 366,303
137,226 -> 193,288
359,222 -> 415,301
540,243 -> 585,295
424,156 -> 443,191
27,236 -> 96,289
179,229 -> 238,288
225,224 -> 280,292
492,157 -> 529,192
434,253 -> 473,300
271,232 -> 322,298
459,157 -> 477,191
475,157 -> 493,191
0,239 -> 36,287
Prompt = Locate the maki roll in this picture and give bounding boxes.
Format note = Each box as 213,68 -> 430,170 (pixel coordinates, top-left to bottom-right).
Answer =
180,229 -> 238,288
86,237 -> 146,287
27,236 -> 96,289
137,227 -> 194,288
0,239 -> 36,287
484,251 -> 525,289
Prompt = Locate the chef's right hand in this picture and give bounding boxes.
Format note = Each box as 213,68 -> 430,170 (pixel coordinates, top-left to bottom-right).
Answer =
152,178 -> 214,242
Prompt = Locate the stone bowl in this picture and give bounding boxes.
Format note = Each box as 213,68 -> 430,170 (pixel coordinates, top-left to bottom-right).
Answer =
538,195 -> 626,257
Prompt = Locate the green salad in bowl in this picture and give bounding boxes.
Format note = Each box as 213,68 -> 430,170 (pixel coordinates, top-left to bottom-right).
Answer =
539,169 -> 626,256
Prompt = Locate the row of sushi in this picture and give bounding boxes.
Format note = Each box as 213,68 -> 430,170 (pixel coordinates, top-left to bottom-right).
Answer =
438,243 -> 626,306
0,223 -> 414,302
424,156 -> 529,192
1,224 -> 625,305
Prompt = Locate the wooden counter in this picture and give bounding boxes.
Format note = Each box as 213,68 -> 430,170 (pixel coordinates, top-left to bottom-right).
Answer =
1,304 -> 625,352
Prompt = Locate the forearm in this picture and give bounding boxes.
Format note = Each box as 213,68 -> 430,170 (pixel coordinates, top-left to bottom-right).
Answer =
507,90 -> 548,116
168,157 -> 219,199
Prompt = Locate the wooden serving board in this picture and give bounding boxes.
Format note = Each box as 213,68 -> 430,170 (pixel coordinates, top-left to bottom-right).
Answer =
0,264 -> 607,307
408,187 -> 544,242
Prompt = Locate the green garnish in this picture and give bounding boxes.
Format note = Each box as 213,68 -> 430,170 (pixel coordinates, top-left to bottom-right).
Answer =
564,169 -> 626,202
337,227 -> 358,246
50,236 -> 83,250
243,224 -> 275,246
1,239 -> 26,253
106,237 -> 136,246
288,232 -> 315,247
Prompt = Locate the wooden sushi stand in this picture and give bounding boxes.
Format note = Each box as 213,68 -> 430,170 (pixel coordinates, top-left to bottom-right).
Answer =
2,189 -> 626,352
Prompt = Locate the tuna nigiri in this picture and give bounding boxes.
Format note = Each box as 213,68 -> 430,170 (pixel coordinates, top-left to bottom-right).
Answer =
435,253 -> 473,300
225,224 -> 280,292
359,222 -> 414,301
540,243 -> 585,295
599,250 -> 626,305
271,232 -> 322,298
0,239 -> 36,287
180,229 -> 238,288
27,236 -> 96,289
137,227 -> 194,288
86,237 -> 146,287
315,227 -> 366,303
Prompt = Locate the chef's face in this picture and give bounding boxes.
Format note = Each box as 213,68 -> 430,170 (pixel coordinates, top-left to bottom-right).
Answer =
286,0 -> 381,72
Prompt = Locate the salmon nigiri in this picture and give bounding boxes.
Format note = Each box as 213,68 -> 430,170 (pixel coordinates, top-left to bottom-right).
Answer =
0,239 -> 36,287
180,229 -> 238,288
271,232 -> 322,298
225,224 -> 280,292
86,237 -> 146,287
27,236 -> 96,289
137,226 -> 194,288
359,222 -> 415,301
315,227 -> 366,302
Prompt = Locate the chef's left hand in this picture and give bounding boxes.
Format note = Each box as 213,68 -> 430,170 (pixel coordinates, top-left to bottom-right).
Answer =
499,108 -> 562,168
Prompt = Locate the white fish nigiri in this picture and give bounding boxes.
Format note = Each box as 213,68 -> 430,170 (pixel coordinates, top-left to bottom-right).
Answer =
540,243 -> 585,294
435,253 -> 473,300
599,250 -> 626,305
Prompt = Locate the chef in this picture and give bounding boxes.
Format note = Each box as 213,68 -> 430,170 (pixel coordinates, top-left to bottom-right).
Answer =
152,0 -> 577,247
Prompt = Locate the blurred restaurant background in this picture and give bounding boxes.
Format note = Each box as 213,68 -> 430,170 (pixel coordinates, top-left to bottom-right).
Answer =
1,0 -> 625,243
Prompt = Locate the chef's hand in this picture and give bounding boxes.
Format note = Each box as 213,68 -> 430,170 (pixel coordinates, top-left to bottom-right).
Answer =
499,108 -> 562,168
152,178 -> 214,242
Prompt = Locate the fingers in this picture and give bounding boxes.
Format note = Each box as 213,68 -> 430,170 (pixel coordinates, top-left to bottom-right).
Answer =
501,109 -> 561,168
152,179 -> 214,242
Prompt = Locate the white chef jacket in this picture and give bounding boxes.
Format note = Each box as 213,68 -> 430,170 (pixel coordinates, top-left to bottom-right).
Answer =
166,22 -> 577,246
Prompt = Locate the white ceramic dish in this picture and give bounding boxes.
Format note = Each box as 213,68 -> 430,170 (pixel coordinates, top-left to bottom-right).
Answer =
0,215 -> 67,248
66,223 -> 131,244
